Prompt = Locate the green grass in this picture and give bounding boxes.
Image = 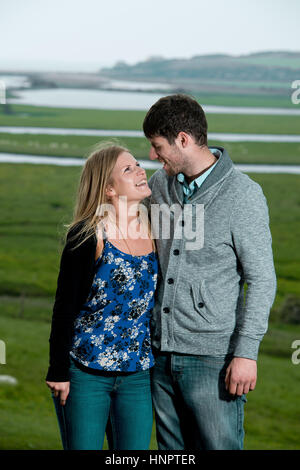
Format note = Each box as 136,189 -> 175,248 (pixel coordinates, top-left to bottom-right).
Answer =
0,303 -> 299,449
1,104 -> 300,134
251,174 -> 300,307
244,321 -> 300,450
209,141 -> 300,165
0,164 -> 81,297
0,164 -> 299,304
1,133 -> 300,165
207,113 -> 300,135
195,91 -> 297,108
1,94 -> 299,449
0,304 -> 157,450
0,164 -> 299,449
0,105 -> 146,130
0,133 -> 151,160
0,313 -> 60,449
244,351 -> 300,450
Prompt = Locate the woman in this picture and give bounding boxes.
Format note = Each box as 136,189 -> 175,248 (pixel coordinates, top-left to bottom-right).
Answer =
45,144 -> 158,450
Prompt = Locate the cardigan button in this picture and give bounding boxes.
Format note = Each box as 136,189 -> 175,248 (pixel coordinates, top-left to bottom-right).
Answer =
173,249 -> 180,256
163,307 -> 170,313
198,302 -> 204,308
167,278 -> 174,284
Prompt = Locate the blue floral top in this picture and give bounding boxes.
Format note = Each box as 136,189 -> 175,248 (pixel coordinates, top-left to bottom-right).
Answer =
70,239 -> 158,372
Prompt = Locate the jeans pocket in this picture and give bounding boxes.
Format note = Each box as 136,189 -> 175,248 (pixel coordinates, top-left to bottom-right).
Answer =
196,354 -> 232,366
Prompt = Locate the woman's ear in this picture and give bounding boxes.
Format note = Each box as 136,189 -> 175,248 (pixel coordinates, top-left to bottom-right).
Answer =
106,184 -> 116,198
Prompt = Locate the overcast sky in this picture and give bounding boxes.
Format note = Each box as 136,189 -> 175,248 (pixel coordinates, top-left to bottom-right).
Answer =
1,0 -> 299,72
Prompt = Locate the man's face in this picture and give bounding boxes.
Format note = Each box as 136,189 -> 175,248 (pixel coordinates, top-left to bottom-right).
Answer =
149,136 -> 184,176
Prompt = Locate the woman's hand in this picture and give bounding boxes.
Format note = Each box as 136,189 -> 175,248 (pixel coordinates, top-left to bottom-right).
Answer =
46,381 -> 70,406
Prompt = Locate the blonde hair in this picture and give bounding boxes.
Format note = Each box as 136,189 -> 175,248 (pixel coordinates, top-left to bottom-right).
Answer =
65,142 -> 126,249
65,142 -> 155,251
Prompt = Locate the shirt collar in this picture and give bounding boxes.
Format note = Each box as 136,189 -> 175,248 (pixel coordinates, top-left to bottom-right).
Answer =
177,148 -> 221,191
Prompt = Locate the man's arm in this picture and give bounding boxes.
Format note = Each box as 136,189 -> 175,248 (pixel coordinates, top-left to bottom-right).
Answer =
226,181 -> 276,395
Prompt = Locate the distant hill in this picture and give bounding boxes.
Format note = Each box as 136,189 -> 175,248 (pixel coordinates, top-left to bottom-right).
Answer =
100,51 -> 300,94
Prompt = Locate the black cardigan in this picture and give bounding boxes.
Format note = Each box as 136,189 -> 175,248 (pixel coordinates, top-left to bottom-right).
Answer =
46,222 -> 98,382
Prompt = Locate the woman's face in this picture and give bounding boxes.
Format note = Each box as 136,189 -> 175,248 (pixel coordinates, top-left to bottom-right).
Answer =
107,151 -> 151,202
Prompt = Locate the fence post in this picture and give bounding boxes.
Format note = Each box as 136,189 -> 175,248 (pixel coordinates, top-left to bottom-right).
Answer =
0,340 -> 6,364
0,80 -> 6,105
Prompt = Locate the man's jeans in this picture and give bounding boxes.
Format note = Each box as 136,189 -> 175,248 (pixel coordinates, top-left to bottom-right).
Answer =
53,358 -> 153,450
151,352 -> 246,450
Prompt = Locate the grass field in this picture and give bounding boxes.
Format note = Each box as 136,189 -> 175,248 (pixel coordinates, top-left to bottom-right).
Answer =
0,165 -> 299,449
1,104 -> 300,135
1,302 -> 299,450
1,104 -> 300,167
0,96 -> 300,450
1,133 -> 300,165
0,164 -> 299,303
195,91 -> 298,108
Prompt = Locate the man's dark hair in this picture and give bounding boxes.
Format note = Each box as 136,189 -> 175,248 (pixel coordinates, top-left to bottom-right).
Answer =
143,94 -> 207,146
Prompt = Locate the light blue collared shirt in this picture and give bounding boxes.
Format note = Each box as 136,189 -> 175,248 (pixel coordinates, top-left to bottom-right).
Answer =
177,148 -> 221,202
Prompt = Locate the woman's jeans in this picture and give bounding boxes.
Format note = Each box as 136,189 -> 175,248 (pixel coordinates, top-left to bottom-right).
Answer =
53,358 -> 153,450
151,352 -> 247,450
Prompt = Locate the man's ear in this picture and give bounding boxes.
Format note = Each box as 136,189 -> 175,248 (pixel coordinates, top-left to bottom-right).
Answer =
176,132 -> 190,149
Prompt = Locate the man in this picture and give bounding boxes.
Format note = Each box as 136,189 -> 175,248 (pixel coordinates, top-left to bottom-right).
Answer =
142,94 -> 276,450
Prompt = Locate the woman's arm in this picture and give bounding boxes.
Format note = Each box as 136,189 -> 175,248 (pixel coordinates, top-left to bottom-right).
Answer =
46,223 -> 97,382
